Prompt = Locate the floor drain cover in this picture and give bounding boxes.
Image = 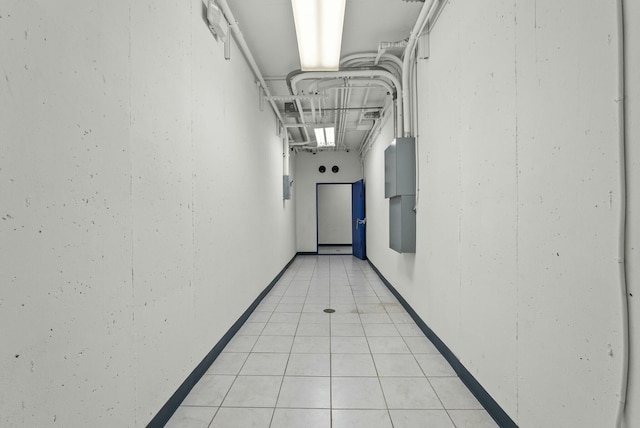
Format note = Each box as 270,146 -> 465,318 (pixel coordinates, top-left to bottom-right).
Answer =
323,308 -> 336,313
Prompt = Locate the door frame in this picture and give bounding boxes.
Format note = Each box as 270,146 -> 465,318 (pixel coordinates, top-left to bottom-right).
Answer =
315,182 -> 354,254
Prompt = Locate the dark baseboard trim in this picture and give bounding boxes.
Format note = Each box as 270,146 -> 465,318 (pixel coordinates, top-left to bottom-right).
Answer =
147,254 -> 298,428
296,251 -> 318,255
368,261 -> 518,428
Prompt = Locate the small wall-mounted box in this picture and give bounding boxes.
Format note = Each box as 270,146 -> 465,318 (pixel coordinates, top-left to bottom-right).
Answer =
389,195 -> 416,253
384,138 -> 416,198
283,175 -> 291,200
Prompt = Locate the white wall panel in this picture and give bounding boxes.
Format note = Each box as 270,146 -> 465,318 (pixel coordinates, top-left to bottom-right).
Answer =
0,1 -> 296,426
295,152 -> 362,252
364,0 -> 629,426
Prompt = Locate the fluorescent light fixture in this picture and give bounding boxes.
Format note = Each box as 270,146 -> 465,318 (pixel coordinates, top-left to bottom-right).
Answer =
291,0 -> 346,71
325,127 -> 335,146
314,128 -> 326,146
314,127 -> 335,147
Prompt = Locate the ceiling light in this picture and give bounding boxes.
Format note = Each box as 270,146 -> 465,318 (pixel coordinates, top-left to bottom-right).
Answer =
314,128 -> 326,146
291,0 -> 346,71
325,127 -> 335,146
314,127 -> 335,147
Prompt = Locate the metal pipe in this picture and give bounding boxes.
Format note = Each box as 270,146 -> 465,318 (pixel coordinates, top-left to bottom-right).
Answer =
290,69 -> 403,137
341,52 -> 403,71
357,85 -> 372,127
615,1 -> 630,426
402,0 -> 438,137
309,79 -> 395,99
216,0 -> 284,124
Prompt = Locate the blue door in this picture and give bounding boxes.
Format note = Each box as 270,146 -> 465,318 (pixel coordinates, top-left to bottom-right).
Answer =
352,179 -> 366,260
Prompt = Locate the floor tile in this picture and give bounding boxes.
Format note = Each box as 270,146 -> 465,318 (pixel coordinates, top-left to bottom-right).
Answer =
237,322 -> 266,336
277,376 -> 331,408
332,354 -> 377,376
299,312 -> 330,324
367,337 -> 411,353
331,336 -> 370,353
208,407 -> 273,428
181,375 -> 235,406
305,296 -> 330,304
239,353 -> 289,375
279,296 -> 306,304
165,406 -> 216,428
329,313 -> 361,323
331,323 -> 365,337
285,353 -> 330,376
247,312 -> 271,323
447,410 -> 499,427
268,312 -> 301,323
389,312 -> 415,324
373,354 -> 424,377
252,336 -> 294,353
224,335 -> 259,352
360,313 -> 393,324
291,336 -> 331,353
303,303 -> 328,313
175,256 -> 490,428
414,354 -> 456,376
382,303 -> 406,313
331,303 -> 358,313
395,324 -> 425,337
332,409 -> 393,428
206,352 -> 249,375
356,303 -> 387,313
354,295 -> 381,304
403,336 -> 439,353
429,377 -> 483,410
379,377 -> 443,409
363,323 -> 400,337
296,323 -> 330,336
332,377 -> 387,409
271,409 -> 331,428
389,410 -> 455,428
221,375 -> 282,407
275,303 -> 304,313
262,322 -> 298,336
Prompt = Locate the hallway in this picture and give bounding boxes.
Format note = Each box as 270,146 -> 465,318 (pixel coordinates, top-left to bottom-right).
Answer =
166,255 -> 496,428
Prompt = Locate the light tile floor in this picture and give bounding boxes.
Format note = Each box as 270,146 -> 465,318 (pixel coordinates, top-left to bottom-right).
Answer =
166,255 -> 499,428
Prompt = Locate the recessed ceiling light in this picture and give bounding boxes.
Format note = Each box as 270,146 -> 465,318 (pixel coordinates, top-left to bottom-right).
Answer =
291,0 -> 346,71
314,128 -> 326,146
314,127 -> 336,147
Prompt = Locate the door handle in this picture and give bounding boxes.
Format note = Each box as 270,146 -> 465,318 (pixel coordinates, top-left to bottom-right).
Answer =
356,218 -> 366,230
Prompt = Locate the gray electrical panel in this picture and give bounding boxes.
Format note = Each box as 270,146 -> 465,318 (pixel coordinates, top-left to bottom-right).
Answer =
283,175 -> 291,200
385,138 -> 416,253
389,195 -> 416,253
384,138 -> 416,198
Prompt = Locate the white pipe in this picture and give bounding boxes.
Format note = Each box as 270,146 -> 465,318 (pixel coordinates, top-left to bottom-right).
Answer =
310,79 -> 395,100
341,52 -> 403,71
341,58 -> 402,84
615,0 -> 629,426
402,0 -> 437,137
291,69 -> 403,137
283,130 -> 290,176
216,0 -> 283,124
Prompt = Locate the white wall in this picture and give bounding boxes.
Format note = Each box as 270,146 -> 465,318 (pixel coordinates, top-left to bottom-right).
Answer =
317,184 -> 352,245
364,1 -> 631,427
295,151 -> 362,252
0,1 -> 296,427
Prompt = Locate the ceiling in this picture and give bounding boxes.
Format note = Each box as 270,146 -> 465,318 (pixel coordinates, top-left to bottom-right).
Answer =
226,0 -> 425,153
